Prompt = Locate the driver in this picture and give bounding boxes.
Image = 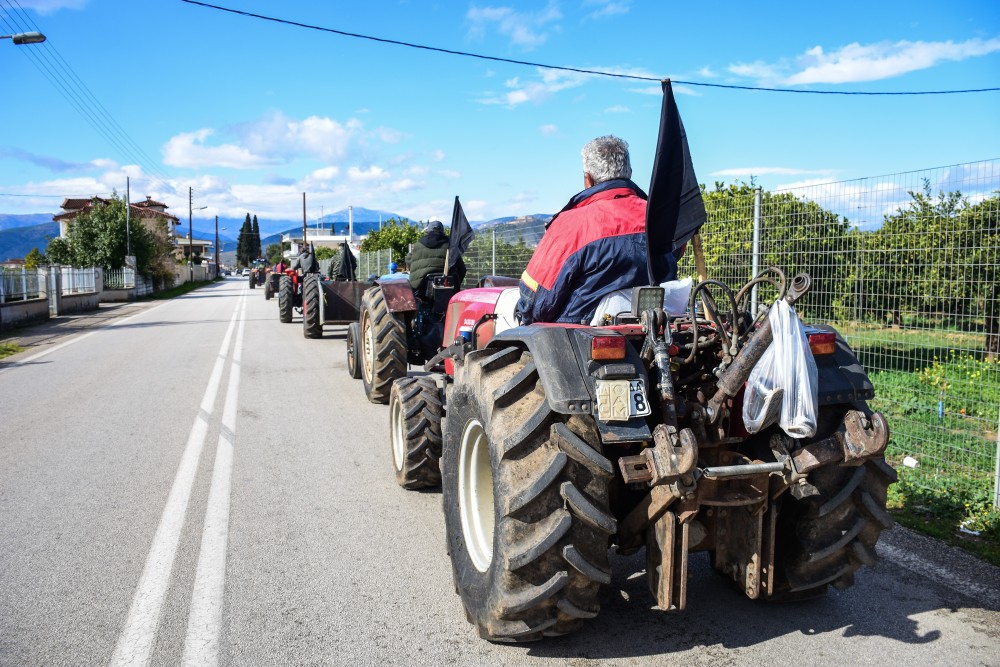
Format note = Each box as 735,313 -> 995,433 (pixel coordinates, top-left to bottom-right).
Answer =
516,135 -> 679,325
293,244 -> 320,274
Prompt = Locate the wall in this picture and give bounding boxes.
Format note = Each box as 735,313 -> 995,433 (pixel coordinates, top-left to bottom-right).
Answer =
0,298 -> 49,332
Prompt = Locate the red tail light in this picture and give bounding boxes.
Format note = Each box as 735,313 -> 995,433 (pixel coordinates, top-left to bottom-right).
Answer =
591,335 -> 626,361
808,332 -> 836,356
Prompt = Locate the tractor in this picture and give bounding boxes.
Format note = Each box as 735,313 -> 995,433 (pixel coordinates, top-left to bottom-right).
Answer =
277,244 -> 370,338
370,81 -> 896,641
377,269 -> 895,641
350,273 -> 518,402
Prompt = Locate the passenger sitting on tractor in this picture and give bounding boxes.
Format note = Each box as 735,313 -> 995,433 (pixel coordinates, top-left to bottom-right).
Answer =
274,260 -> 287,273
407,221 -> 466,293
516,135 -> 681,325
292,245 -> 320,275
379,262 -> 408,281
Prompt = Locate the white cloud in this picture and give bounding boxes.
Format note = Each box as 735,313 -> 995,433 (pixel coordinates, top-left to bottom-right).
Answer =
467,2 -> 562,50
347,166 -> 390,182
432,150 -> 446,162
376,127 -> 405,144
308,166 -> 341,182
405,165 -> 430,177
17,0 -> 86,14
438,169 -> 461,179
390,178 -> 421,193
729,37 -> 1000,86
162,129 -> 275,169
711,167 -> 832,177
786,37 -> 1000,84
480,67 -> 591,106
604,105 -> 630,113
584,0 -> 630,20
539,124 -> 559,135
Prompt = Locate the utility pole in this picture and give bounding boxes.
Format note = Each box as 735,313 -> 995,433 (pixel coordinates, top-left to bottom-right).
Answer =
188,187 -> 194,282
215,215 -> 220,278
125,176 -> 131,257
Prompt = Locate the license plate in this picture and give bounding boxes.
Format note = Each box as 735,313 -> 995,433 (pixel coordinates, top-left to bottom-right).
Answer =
595,379 -> 651,422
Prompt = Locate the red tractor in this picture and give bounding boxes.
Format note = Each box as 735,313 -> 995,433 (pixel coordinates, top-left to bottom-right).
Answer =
277,269 -> 369,338
376,269 -> 894,641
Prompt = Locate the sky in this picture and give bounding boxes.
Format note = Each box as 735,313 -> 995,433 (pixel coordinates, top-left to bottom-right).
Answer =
1,0 -> 998,235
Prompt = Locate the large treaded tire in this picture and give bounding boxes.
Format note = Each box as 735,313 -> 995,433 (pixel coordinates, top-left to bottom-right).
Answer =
389,376 -> 443,489
442,345 -> 616,641
264,279 -> 273,300
302,274 -> 323,339
360,285 -> 408,404
346,322 -> 363,379
770,407 -> 897,599
248,273 -> 255,289
278,275 -> 294,323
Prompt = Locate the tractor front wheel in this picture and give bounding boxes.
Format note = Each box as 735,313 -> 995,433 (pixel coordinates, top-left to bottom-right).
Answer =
389,376 -> 443,489
346,321 -> 363,379
360,285 -> 407,404
302,274 -> 322,339
278,275 -> 294,323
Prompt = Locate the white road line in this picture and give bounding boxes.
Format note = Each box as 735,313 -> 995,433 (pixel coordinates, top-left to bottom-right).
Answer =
0,300 -> 172,376
182,295 -> 246,667
109,291 -> 245,667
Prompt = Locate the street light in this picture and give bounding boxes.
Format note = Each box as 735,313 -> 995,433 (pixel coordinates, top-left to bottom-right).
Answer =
0,32 -> 46,45
188,186 -> 208,282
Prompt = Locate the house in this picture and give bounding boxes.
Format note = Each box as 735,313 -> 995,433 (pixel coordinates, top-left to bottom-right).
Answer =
54,195 -> 181,240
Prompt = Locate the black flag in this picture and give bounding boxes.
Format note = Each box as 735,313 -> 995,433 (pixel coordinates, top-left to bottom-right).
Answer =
447,195 -> 475,275
645,80 -> 706,285
336,240 -> 357,281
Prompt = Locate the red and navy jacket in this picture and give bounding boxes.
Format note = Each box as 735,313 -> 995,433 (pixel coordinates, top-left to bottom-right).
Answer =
517,179 -> 677,325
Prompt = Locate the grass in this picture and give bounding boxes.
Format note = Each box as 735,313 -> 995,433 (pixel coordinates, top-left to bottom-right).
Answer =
138,277 -> 222,301
836,323 -> 1000,566
0,341 -> 23,360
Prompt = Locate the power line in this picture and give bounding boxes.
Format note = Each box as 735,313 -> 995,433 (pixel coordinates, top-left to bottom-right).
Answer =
180,0 -> 1000,96
0,192 -> 113,198
1,2 -> 180,196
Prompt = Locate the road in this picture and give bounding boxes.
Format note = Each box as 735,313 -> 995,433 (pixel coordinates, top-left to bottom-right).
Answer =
1,277 -> 998,667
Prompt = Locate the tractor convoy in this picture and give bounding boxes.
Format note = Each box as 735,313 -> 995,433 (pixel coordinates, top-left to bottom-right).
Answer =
254,83 -> 895,643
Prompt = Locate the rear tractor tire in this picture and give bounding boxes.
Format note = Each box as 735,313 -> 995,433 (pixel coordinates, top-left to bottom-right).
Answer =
360,285 -> 408,404
278,275 -> 294,323
442,345 -> 616,641
264,280 -> 274,300
770,408 -> 897,599
346,321 -> 363,379
302,274 -> 323,339
389,377 -> 444,489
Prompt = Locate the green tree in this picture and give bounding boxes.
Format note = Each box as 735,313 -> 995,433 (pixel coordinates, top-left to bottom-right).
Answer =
44,194 -> 171,280
251,215 -> 261,260
236,213 -> 252,266
265,243 -> 284,265
360,218 -> 422,263
24,247 -> 47,269
314,246 -> 337,260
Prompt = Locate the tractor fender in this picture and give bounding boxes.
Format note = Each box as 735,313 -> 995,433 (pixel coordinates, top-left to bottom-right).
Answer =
378,280 -> 418,314
808,325 -> 877,405
485,325 -> 652,445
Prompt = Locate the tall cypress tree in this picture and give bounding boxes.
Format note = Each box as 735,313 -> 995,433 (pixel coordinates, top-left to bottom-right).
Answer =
251,215 -> 261,260
237,213 -> 252,265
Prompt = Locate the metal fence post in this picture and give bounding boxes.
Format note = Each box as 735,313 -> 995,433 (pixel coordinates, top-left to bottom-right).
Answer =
995,408 -> 1000,508
751,187 -> 761,315
492,229 -> 496,276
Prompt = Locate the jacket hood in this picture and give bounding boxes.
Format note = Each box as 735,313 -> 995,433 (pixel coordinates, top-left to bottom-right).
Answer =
420,220 -> 448,248
547,178 -> 648,228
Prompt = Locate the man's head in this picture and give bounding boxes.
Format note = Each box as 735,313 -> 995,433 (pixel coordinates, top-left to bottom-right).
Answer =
581,135 -> 631,188
425,220 -> 444,236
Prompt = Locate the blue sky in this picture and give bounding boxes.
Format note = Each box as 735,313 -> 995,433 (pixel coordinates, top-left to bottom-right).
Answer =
1,0 -> 998,234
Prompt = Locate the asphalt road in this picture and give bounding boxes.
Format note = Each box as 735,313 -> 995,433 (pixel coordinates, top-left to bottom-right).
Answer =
1,277 -> 998,667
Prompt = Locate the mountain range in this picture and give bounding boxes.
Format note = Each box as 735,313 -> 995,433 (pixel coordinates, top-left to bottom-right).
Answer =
0,207 -> 554,262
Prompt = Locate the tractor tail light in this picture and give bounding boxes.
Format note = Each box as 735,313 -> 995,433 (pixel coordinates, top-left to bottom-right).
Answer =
808,332 -> 837,356
591,335 -> 626,361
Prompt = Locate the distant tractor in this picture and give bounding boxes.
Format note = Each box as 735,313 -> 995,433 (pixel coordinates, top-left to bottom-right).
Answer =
276,243 -> 370,338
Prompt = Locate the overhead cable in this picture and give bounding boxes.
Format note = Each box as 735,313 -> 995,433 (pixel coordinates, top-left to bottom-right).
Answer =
180,0 -> 1000,96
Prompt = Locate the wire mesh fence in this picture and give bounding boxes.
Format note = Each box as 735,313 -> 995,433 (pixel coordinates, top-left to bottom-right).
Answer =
361,159 -> 1000,504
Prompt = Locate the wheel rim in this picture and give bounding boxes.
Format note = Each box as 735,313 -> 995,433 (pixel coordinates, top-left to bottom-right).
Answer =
347,328 -> 356,373
362,312 -> 375,383
458,418 -> 494,572
390,390 -> 405,472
